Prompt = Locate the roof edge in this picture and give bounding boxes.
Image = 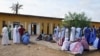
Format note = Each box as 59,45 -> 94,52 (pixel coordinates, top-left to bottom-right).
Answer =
0,12 -> 63,20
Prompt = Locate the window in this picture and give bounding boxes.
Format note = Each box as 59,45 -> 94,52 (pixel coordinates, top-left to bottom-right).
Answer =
41,23 -> 44,34
47,23 -> 49,34
13,22 -> 20,27
2,20 -> 6,27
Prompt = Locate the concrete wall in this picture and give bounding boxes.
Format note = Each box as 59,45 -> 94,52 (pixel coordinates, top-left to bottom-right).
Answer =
0,13 -> 62,35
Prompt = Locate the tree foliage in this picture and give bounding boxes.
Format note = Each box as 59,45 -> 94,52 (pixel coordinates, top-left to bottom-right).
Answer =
62,12 -> 91,28
10,2 -> 23,14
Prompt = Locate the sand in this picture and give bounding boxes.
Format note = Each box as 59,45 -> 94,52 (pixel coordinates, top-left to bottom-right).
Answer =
0,36 -> 100,56
0,43 -> 69,56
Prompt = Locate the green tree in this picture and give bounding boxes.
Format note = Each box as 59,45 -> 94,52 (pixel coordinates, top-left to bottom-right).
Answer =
62,12 -> 91,28
10,2 -> 23,14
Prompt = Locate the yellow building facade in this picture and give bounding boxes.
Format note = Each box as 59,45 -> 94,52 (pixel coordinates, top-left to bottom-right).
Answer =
0,12 -> 100,35
91,22 -> 100,28
0,12 -> 62,35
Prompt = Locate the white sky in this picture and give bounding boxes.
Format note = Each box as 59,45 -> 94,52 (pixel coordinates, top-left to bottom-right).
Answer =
0,0 -> 100,22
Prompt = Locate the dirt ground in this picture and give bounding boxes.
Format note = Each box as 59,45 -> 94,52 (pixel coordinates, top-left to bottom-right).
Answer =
0,38 -> 100,56
0,43 -> 69,56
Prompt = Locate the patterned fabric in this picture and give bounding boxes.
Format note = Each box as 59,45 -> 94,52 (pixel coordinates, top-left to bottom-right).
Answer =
81,37 -> 89,50
70,42 -> 84,54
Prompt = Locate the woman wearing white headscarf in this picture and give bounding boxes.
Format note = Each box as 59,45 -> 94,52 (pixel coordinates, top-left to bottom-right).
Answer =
53,26 -> 60,42
61,28 -> 70,51
93,37 -> 99,49
75,27 -> 81,39
70,27 -> 76,41
70,41 -> 84,54
58,27 -> 65,46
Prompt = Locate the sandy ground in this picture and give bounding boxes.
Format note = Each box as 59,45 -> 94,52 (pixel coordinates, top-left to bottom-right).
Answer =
0,42 -> 69,56
0,37 -> 100,56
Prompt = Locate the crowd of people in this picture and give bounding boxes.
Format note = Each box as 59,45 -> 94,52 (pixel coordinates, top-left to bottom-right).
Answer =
53,26 -> 100,54
1,24 -> 100,54
1,24 -> 30,45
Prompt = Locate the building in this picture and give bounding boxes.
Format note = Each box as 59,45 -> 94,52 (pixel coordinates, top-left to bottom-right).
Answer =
0,12 -> 100,35
91,22 -> 100,28
0,12 -> 62,35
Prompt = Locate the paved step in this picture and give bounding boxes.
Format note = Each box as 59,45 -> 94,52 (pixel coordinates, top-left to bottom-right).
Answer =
30,36 -> 98,56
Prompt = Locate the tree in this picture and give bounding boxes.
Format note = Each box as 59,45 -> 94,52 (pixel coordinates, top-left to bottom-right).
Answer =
10,2 -> 23,14
62,12 -> 91,28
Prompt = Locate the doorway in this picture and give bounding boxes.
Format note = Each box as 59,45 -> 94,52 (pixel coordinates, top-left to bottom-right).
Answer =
47,23 -> 49,34
2,21 -> 6,27
31,23 -> 37,35
13,22 -> 20,27
33,24 -> 36,35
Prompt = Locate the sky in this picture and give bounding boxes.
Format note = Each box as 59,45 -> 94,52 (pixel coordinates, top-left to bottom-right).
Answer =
0,0 -> 100,22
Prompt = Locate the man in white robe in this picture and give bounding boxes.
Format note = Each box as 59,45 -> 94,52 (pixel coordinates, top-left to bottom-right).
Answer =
61,28 -> 70,51
1,25 -> 10,45
70,27 -> 76,41
75,27 -> 81,39
13,25 -> 20,44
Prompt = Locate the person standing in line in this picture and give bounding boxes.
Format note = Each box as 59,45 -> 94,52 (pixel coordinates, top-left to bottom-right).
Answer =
58,27 -> 65,46
61,27 -> 70,51
53,26 -> 60,42
8,25 -> 12,40
1,25 -> 10,46
70,27 -> 76,42
19,25 -> 25,42
75,27 -> 81,39
89,25 -> 96,45
13,25 -> 20,44
84,26 -> 91,44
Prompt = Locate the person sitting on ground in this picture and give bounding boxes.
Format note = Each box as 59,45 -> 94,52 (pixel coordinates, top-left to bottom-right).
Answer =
46,34 -> 53,42
97,36 -> 100,50
36,34 -> 43,41
70,38 -> 84,54
96,27 -> 100,50
80,36 -> 89,51
61,37 -> 70,51
93,37 -> 99,49
42,34 -> 48,41
22,31 -> 30,45
92,32 -> 100,50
